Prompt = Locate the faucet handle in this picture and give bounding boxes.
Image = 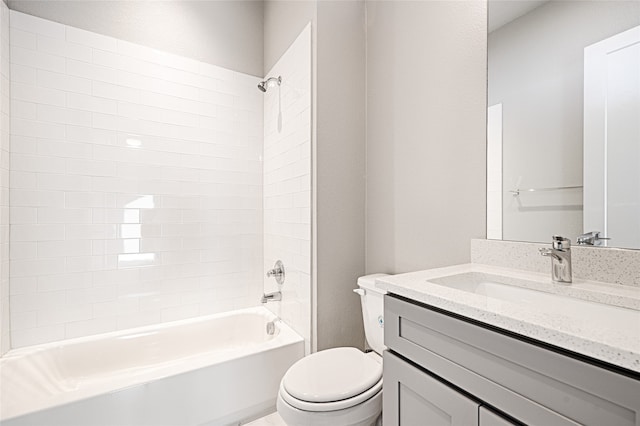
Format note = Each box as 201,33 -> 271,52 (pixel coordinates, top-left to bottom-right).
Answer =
577,231 -> 610,246
552,235 -> 571,250
266,260 -> 285,285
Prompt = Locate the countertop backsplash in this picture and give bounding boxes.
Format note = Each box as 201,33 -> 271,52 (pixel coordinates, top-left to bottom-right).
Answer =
471,239 -> 640,287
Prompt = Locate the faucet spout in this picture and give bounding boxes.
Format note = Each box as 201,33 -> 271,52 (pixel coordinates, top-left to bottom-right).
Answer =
540,236 -> 572,284
577,231 -> 610,246
261,291 -> 282,303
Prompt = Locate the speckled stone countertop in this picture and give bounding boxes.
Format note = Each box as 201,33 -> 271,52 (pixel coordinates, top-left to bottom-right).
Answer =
376,263 -> 640,374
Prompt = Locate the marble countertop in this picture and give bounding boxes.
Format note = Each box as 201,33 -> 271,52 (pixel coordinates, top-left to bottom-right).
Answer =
376,263 -> 640,374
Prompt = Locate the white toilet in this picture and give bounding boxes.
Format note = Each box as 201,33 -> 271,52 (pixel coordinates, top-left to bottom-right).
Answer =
277,274 -> 388,426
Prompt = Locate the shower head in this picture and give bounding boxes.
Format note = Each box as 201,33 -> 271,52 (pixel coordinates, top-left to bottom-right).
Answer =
257,76 -> 282,93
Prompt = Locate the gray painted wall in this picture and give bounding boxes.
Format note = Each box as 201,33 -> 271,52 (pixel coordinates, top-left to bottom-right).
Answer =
304,0 -> 486,349
366,1 -> 488,274
8,0 -> 264,76
315,0 -> 366,351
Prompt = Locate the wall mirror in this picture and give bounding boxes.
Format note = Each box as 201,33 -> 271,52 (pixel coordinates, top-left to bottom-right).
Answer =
487,0 -> 640,249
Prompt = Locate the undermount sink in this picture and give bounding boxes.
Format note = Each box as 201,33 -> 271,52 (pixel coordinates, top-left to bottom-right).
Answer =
429,272 -> 640,330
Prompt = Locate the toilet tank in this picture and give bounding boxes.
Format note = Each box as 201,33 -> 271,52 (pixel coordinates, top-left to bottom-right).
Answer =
356,274 -> 388,355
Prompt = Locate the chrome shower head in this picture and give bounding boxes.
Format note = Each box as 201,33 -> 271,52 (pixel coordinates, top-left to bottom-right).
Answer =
257,76 -> 281,93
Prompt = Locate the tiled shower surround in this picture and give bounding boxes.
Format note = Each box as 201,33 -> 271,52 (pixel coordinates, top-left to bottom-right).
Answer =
8,11 -> 265,347
0,2 -> 10,356
262,25 -> 311,353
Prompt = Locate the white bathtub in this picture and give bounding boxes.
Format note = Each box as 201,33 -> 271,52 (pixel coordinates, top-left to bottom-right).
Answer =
0,307 -> 304,426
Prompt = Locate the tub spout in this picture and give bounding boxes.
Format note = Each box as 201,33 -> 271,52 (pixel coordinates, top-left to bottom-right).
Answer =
261,291 -> 282,303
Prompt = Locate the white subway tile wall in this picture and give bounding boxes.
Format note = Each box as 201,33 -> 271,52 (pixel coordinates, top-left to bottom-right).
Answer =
262,25 -> 311,353
8,11 -> 264,348
0,2 -> 10,356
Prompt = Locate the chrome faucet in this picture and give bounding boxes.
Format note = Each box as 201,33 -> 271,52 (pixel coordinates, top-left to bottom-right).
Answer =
266,260 -> 285,285
262,260 -> 285,303
261,291 -> 282,303
577,231 -> 609,246
539,235 -> 572,284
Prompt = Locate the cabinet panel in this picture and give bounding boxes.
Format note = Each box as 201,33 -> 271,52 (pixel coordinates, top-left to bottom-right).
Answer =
479,407 -> 518,426
385,295 -> 640,426
383,351 -> 479,426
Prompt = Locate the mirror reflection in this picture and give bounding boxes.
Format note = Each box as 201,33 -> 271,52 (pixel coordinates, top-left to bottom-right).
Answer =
487,0 -> 640,249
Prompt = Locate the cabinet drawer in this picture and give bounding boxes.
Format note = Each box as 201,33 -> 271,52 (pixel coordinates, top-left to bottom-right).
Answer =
385,295 -> 640,426
383,351 -> 479,426
479,407 -> 518,426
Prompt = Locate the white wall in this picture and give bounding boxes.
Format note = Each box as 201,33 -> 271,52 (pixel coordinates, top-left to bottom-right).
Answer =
262,25 -> 311,354
263,0 -> 315,76
0,0 -> 10,356
366,1 -> 487,274
8,12 -> 264,348
8,0 -> 264,77
489,1 -> 640,243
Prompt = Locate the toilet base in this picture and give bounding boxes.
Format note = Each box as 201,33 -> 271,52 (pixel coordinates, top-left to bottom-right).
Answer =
276,389 -> 382,426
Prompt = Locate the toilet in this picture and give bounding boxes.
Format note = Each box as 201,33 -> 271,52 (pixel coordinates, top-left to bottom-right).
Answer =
277,274 -> 388,426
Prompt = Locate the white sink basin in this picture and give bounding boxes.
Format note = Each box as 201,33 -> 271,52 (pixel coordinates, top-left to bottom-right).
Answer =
429,272 -> 640,330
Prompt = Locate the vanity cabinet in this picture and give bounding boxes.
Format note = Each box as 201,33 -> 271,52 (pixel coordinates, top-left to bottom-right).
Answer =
383,295 -> 640,426
479,407 -> 518,426
384,351 -> 517,426
383,351 -> 480,426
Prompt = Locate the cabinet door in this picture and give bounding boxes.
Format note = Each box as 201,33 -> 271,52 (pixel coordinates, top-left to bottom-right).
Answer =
385,295 -> 637,426
479,407 -> 518,426
383,351 -> 480,426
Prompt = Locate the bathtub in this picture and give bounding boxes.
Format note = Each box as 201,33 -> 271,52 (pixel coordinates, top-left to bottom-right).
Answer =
0,307 -> 304,426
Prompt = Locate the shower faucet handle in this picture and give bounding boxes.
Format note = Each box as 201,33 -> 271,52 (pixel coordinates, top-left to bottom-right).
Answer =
266,260 -> 285,285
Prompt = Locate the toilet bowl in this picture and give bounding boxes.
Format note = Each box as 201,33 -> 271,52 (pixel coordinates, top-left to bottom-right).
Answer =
277,274 -> 388,426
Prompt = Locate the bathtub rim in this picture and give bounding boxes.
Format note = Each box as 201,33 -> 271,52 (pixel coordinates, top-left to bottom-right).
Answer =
2,305 -> 293,359
0,306 -> 303,422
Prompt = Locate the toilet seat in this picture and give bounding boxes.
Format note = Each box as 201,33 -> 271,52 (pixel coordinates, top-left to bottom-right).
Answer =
279,376 -> 383,412
277,386 -> 383,426
279,347 -> 383,412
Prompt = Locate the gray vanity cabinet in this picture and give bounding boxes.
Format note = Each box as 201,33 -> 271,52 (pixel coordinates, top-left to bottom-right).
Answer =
479,408 -> 518,426
384,350 -> 479,425
383,295 -> 640,426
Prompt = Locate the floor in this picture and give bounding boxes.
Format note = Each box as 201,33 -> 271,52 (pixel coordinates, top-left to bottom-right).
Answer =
244,411 -> 286,426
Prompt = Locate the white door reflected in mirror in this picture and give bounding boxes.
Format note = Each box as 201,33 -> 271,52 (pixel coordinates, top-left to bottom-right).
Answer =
584,25 -> 640,249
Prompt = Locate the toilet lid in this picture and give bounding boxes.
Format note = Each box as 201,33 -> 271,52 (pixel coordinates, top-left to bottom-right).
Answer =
282,347 -> 383,403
